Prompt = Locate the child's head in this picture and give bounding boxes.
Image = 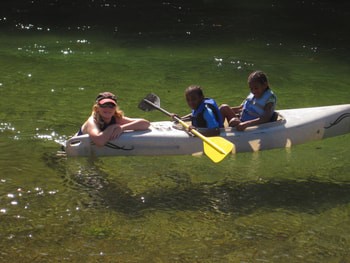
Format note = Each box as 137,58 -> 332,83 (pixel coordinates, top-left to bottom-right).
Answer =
185,85 -> 204,110
247,71 -> 269,98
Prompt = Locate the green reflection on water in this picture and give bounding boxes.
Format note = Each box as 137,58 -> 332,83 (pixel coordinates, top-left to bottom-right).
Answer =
1,5 -> 350,261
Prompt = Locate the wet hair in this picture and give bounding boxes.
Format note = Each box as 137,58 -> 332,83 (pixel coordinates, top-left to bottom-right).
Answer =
248,71 -> 269,86
185,85 -> 204,97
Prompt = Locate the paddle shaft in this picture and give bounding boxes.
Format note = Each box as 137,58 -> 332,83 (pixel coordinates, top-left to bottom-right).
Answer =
143,99 -> 227,154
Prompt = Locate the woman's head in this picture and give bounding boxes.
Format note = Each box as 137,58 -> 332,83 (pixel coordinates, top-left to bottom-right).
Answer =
95,91 -> 117,106
247,71 -> 269,98
185,85 -> 204,110
92,92 -> 123,124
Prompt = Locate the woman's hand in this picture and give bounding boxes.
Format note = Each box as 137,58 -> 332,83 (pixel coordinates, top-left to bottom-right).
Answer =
107,124 -> 123,140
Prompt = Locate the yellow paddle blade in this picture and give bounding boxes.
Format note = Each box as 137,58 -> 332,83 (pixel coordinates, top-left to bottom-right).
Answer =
203,137 -> 235,163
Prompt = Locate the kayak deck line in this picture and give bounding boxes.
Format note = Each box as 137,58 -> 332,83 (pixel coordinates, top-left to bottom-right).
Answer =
65,104 -> 350,157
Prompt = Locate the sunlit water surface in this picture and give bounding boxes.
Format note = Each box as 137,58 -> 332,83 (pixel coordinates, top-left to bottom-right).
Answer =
1,1 -> 350,262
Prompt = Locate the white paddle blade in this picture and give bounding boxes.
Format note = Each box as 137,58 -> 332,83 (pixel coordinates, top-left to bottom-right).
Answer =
138,93 -> 161,111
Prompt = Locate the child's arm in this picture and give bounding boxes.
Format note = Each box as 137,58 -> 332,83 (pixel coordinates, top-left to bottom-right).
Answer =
231,105 -> 243,114
236,102 -> 274,131
180,113 -> 192,122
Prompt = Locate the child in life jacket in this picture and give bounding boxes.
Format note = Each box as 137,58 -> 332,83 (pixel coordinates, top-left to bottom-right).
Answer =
177,85 -> 224,137
219,71 -> 277,131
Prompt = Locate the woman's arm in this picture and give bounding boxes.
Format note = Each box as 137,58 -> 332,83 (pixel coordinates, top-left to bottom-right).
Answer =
84,116 -> 117,146
83,116 -> 150,146
118,117 -> 150,131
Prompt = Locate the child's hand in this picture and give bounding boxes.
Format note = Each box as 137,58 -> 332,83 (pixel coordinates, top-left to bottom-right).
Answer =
236,122 -> 248,131
188,125 -> 196,132
170,113 -> 180,122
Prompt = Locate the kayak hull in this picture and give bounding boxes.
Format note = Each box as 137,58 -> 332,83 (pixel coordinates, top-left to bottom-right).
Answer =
65,104 -> 350,157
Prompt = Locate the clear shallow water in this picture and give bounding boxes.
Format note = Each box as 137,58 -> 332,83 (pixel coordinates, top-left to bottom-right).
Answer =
1,1 -> 350,262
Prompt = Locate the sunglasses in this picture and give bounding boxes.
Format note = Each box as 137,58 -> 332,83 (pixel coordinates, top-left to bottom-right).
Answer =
99,103 -> 116,108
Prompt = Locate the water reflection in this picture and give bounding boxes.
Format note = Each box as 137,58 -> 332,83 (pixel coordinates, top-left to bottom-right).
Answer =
0,122 -> 17,133
1,121 -> 67,145
213,56 -> 255,70
0,181 -> 59,218
0,0 -> 349,260
15,23 -> 51,32
16,38 -> 92,57
51,155 -> 350,218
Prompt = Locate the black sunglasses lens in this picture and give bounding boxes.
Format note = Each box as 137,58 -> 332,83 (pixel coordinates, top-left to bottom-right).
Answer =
100,103 -> 115,108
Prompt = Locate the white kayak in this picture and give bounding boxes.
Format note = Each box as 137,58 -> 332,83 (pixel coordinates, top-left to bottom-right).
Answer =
65,104 -> 350,157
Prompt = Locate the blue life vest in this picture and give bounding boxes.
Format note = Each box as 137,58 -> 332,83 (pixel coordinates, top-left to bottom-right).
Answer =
241,89 -> 276,122
192,98 -> 224,128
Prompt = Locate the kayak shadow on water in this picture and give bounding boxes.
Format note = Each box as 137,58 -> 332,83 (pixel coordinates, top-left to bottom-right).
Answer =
102,179 -> 350,217
44,152 -> 350,217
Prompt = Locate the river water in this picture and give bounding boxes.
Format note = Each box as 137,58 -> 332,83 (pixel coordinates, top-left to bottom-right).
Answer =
1,1 -> 350,262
